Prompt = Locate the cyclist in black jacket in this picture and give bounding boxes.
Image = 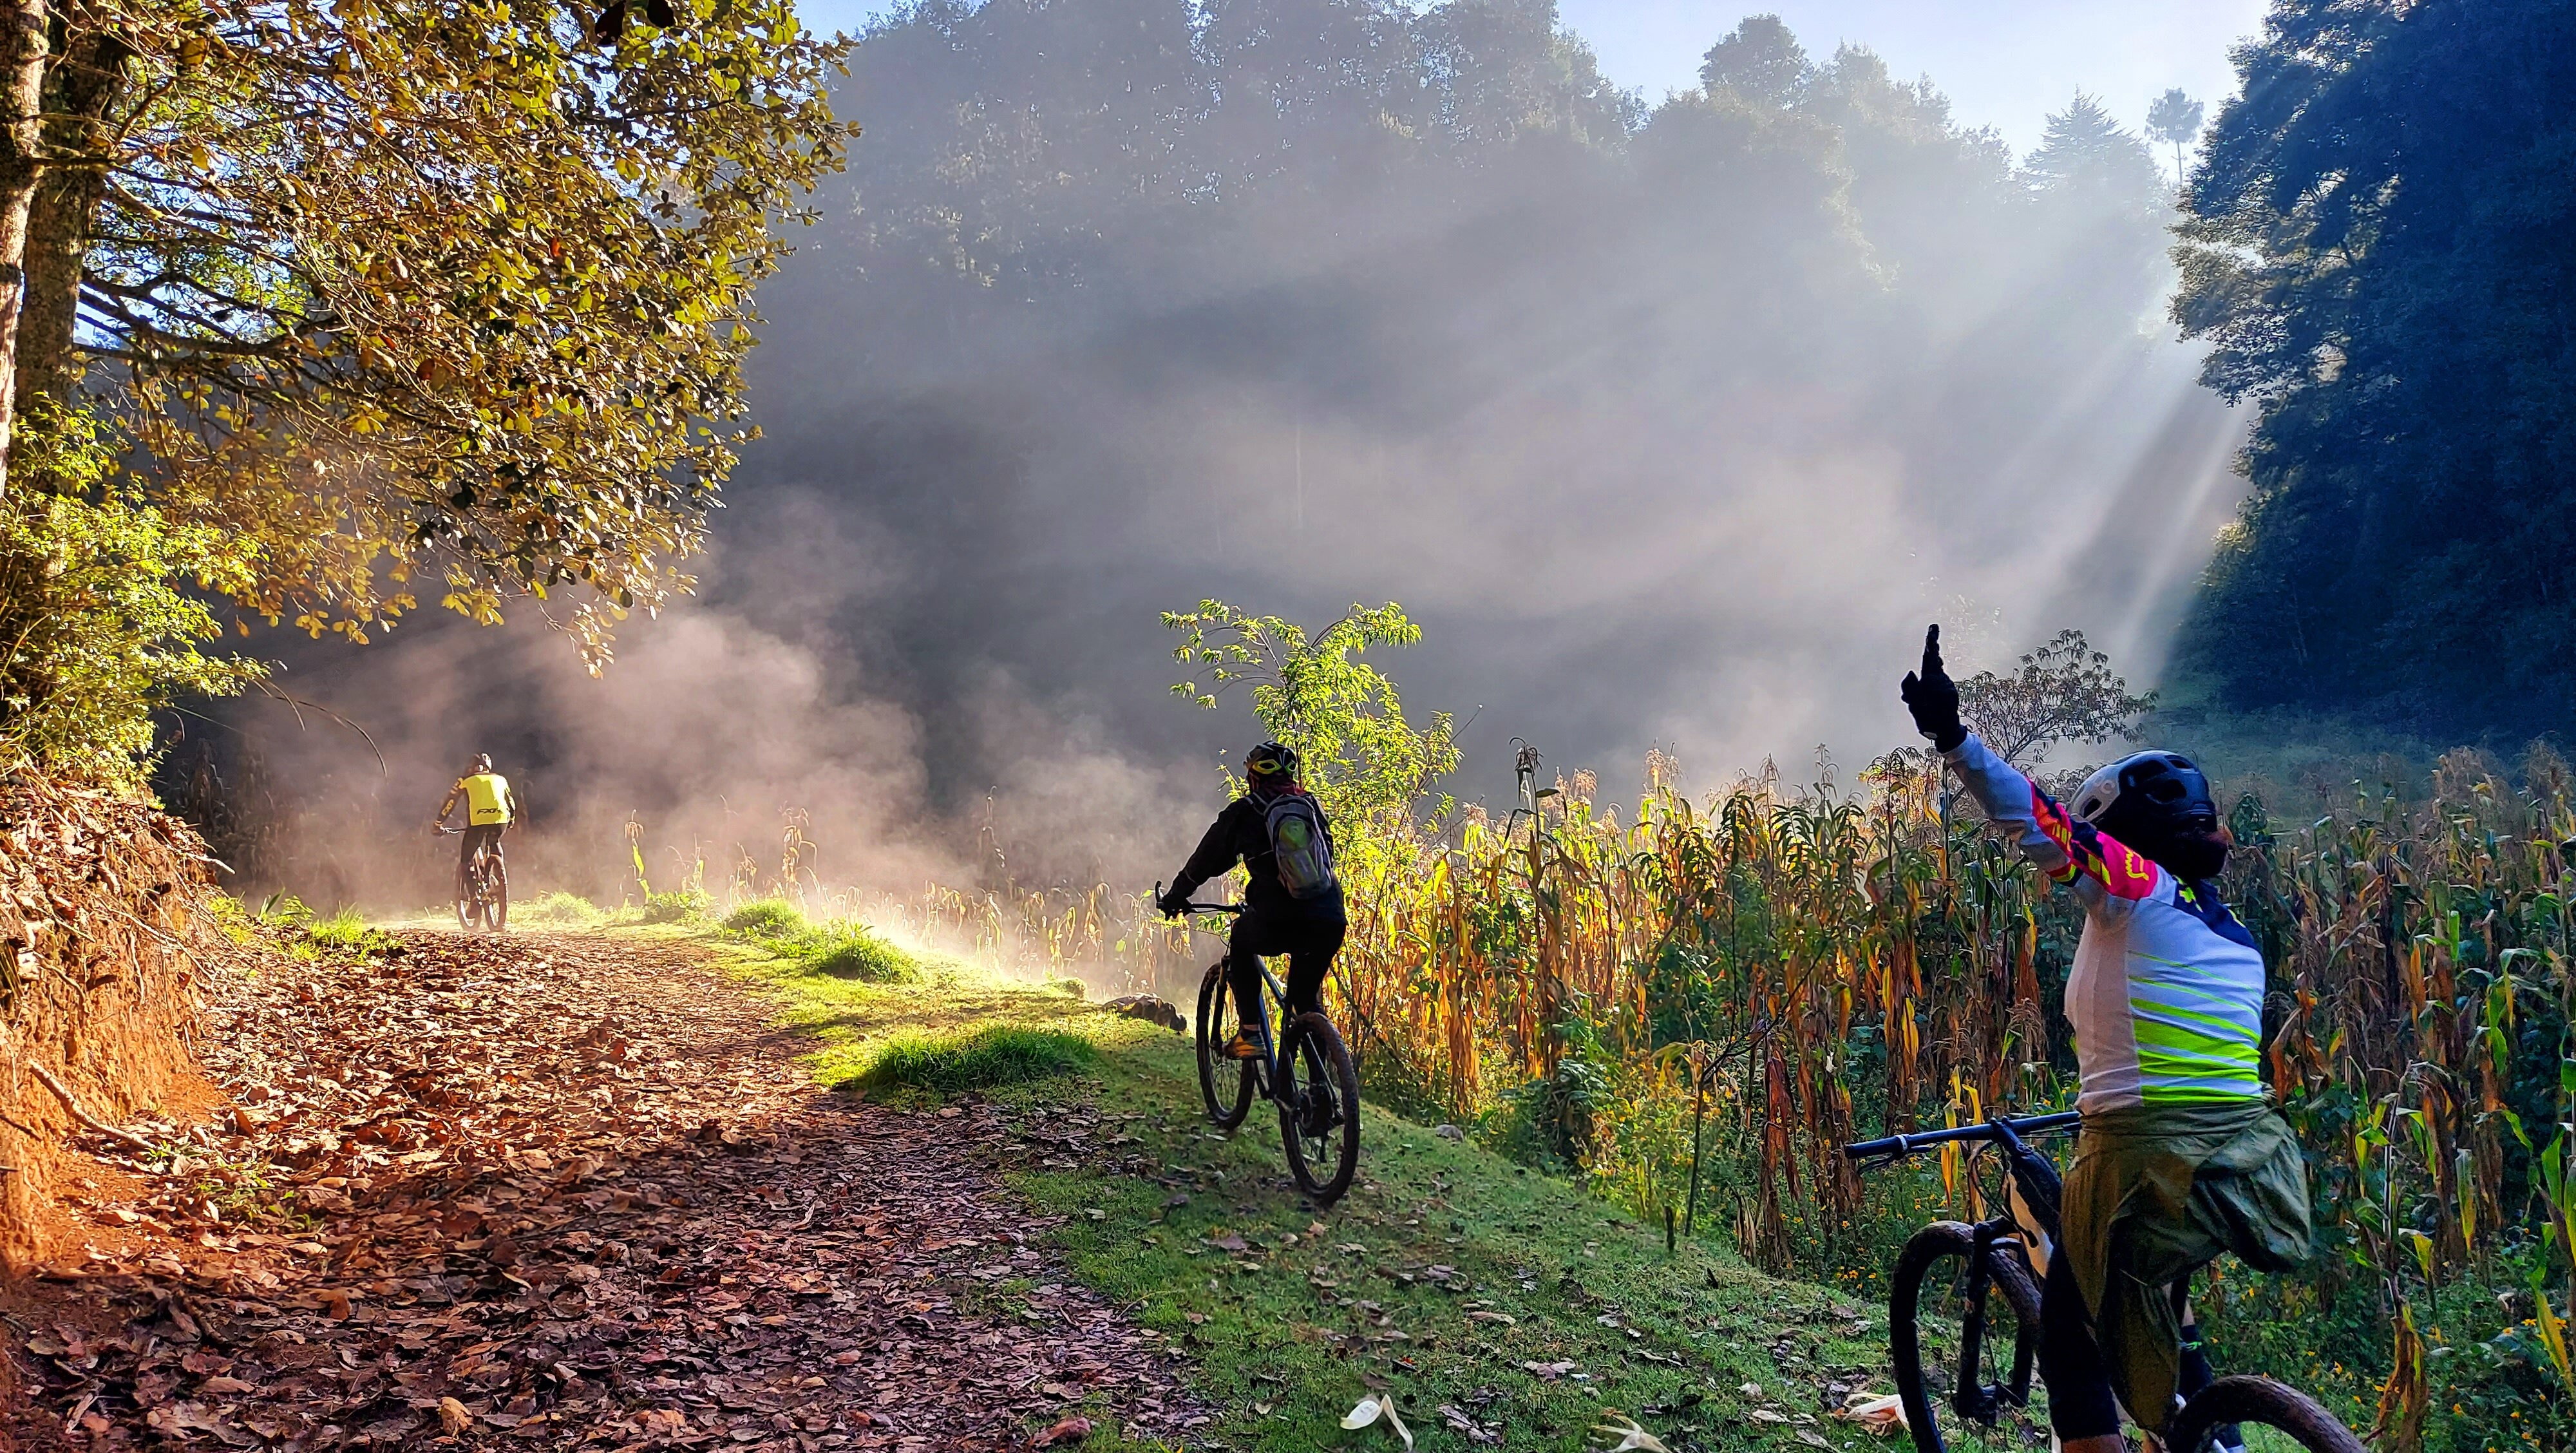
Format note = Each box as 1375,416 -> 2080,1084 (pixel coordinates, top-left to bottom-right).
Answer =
1157,741 -> 1347,1060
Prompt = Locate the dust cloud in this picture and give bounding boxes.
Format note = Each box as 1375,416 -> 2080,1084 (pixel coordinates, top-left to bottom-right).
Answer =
191,5 -> 2242,911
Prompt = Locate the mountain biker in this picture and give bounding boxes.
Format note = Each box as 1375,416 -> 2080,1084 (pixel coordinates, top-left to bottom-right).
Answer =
1155,741 -> 1347,1065
433,754 -> 519,907
1900,625 -> 2309,1453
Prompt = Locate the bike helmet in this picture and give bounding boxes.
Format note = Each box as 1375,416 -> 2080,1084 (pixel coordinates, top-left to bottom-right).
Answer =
2071,750 -> 2216,845
1245,739 -> 1298,781
469,753 -> 493,773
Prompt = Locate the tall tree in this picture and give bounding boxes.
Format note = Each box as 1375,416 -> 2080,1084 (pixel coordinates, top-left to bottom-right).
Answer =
2022,92 -> 2161,200
20,0 -> 849,660
1698,13 -> 1808,108
2172,0 -> 2576,736
2145,86 -> 2203,184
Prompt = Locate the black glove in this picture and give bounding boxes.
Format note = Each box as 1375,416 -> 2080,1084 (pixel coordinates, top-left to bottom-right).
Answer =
1899,623 -> 1965,752
1156,886 -> 1193,919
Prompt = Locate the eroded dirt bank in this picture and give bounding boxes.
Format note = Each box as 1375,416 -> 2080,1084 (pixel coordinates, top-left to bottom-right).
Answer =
2,929 -> 1202,1450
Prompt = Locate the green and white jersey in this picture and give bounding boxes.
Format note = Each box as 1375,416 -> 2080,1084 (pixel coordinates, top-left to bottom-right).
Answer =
1946,735 -> 2266,1112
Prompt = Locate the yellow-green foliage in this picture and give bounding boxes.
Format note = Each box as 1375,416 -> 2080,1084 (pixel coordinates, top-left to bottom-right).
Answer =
0,409 -> 261,786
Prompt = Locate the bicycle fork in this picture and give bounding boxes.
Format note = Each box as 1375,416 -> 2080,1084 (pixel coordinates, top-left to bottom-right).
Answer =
1955,1221 -> 2036,1422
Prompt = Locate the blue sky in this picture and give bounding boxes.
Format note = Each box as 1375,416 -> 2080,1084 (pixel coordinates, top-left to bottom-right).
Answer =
788,1 -> 2274,158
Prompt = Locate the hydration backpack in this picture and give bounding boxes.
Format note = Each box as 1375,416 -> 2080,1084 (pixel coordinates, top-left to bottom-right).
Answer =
1260,790 -> 1339,901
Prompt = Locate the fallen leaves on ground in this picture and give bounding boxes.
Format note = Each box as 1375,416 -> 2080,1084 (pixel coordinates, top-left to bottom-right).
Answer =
2,929 -> 1205,1450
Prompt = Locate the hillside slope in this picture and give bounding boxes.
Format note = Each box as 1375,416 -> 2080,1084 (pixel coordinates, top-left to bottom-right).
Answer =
734,933 -> 1900,1452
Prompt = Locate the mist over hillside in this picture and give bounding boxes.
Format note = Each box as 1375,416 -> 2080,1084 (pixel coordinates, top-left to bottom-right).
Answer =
202,2 -> 2239,904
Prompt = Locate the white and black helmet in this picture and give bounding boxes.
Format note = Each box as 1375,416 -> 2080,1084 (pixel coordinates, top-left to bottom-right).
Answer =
2070,750 -> 2216,842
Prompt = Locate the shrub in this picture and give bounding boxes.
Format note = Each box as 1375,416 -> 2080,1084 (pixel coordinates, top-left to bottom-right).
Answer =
0,407 -> 261,786
720,898 -> 808,939
851,1025 -> 1095,1095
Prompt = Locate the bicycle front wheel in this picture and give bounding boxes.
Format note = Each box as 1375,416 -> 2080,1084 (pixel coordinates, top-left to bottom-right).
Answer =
1889,1221 -> 2045,1453
1195,963 -> 1253,1130
1278,1012 -> 1359,1204
2167,1376 -> 2366,1453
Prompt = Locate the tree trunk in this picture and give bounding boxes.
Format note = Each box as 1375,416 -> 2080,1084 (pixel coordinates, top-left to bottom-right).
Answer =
0,0 -> 48,497
15,22 -> 120,451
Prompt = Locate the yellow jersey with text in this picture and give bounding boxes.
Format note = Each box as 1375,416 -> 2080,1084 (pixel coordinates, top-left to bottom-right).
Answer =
459,773 -> 513,826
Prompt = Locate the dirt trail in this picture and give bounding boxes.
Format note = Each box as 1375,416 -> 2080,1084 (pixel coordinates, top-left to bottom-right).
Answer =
1,930 -> 1203,1450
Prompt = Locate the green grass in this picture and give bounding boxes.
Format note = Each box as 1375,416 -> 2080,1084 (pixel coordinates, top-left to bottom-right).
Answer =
720,897 -> 809,937
516,891 -> 610,928
792,921 -> 916,982
633,920 -> 1894,1452
714,898 -> 913,980
853,1023 -> 1096,1095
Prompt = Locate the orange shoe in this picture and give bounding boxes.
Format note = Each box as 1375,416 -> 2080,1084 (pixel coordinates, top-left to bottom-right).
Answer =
1222,1031 -> 1264,1060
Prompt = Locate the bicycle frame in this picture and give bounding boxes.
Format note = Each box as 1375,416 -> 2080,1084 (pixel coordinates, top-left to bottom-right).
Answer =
1235,957 -> 1302,1103
1171,892 -> 1307,1106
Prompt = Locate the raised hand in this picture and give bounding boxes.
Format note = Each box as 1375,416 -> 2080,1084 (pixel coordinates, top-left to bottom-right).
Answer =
1899,623 -> 1965,752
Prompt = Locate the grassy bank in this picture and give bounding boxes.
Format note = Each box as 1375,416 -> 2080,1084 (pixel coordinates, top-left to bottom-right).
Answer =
653,915 -> 1895,1452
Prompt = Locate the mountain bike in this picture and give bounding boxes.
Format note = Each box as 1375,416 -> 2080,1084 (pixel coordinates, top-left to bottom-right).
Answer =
1842,1113 -> 2364,1453
439,826 -> 509,933
1162,887 -> 1361,1205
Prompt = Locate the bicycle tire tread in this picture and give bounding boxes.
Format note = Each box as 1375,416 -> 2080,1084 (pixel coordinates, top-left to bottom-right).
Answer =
2166,1376 -> 2365,1453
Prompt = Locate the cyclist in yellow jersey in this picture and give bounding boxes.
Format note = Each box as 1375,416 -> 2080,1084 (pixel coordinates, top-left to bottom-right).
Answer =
433,754 -> 520,907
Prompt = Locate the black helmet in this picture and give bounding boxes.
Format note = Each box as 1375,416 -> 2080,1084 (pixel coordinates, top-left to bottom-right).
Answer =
2072,750 -> 2215,846
1245,740 -> 1298,781
469,753 -> 493,773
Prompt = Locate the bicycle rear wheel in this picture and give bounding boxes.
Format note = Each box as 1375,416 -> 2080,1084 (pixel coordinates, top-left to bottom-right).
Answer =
2166,1376 -> 2365,1453
1195,962 -> 1254,1129
480,857 -> 508,932
1279,1012 -> 1359,1204
1889,1220 -> 2045,1453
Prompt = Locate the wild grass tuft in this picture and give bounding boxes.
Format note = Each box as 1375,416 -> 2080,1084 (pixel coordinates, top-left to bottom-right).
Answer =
791,921 -> 916,982
720,897 -> 810,939
849,1023 -> 1095,1095
299,906 -> 395,956
516,891 -> 608,927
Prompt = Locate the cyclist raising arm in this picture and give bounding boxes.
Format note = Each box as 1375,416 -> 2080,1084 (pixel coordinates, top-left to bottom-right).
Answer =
433,754 -> 519,910
1900,625 -> 2310,1453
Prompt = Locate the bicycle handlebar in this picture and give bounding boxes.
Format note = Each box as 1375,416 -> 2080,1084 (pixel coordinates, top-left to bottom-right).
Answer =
1842,1110 -> 2081,1162
1154,880 -> 1244,916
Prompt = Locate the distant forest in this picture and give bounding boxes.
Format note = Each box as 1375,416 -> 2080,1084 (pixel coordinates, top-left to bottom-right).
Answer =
2172,1 -> 2576,742
736,0 -> 2215,793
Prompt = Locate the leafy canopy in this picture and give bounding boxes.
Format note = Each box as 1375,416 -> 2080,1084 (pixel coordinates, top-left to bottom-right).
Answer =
1164,600 -> 1460,826
85,0 -> 852,664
